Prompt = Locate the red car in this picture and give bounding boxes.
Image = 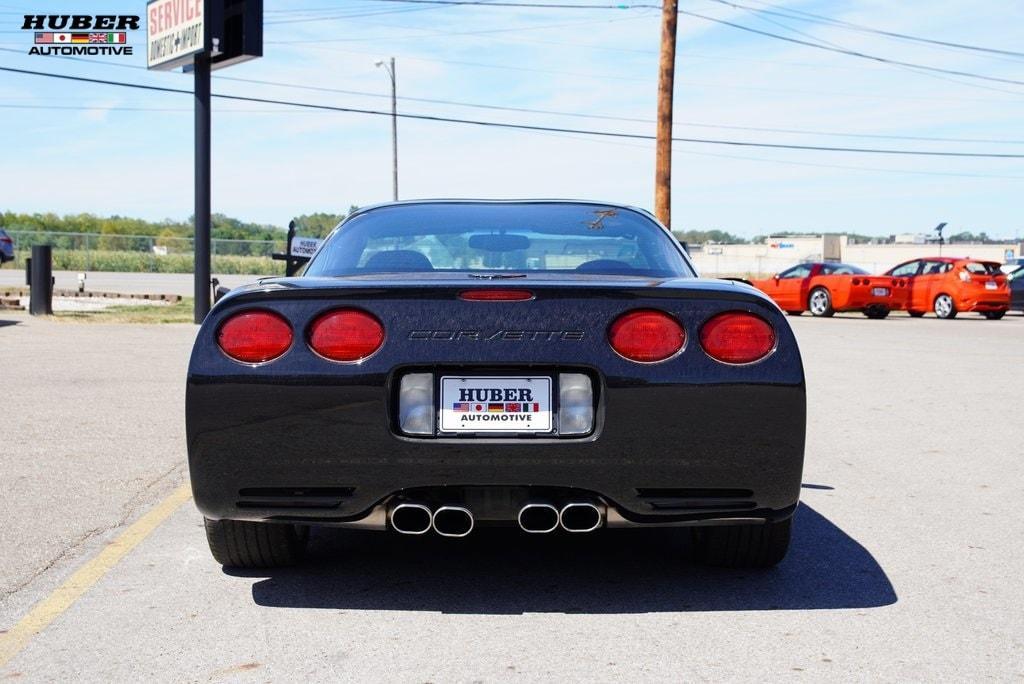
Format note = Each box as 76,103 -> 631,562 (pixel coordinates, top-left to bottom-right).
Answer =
749,262 -> 902,318
885,257 -> 1010,319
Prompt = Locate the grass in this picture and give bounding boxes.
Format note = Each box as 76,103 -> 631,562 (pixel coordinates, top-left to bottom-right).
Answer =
10,250 -> 281,275
53,297 -> 195,324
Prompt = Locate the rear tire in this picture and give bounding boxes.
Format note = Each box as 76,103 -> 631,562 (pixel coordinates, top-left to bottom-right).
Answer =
691,517 -> 792,568
863,306 -> 890,319
808,287 -> 834,317
204,518 -> 309,568
933,293 -> 957,319
984,310 -> 1006,320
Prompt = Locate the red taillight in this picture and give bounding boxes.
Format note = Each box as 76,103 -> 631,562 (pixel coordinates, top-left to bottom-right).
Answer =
699,312 -> 775,365
459,289 -> 533,302
217,310 -> 292,363
608,309 -> 685,363
0,237 -> 12,244
852,278 -> 861,286
309,309 -> 385,362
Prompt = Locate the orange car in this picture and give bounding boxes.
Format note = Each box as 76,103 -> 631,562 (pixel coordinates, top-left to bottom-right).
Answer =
885,257 -> 1010,319
750,262 -> 903,318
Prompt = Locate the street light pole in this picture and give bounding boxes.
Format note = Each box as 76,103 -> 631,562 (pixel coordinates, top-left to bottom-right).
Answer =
377,57 -> 398,201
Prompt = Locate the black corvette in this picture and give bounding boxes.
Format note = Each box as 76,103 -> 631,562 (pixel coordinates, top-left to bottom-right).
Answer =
187,200 -> 806,569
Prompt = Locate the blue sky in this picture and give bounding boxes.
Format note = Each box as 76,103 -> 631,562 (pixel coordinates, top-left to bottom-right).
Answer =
1,0 -> 1022,238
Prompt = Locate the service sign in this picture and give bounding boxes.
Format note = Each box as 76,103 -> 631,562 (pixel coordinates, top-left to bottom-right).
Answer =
146,0 -> 204,70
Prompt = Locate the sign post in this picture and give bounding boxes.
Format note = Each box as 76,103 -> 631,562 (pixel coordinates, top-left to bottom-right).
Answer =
146,0 -> 263,323
194,53 -> 211,322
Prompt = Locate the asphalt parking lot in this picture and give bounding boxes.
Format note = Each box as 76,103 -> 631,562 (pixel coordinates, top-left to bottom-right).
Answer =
2,309 -> 1022,681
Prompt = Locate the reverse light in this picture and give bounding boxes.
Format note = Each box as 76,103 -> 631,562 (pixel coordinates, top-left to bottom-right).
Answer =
558,373 -> 594,436
399,373 -> 434,435
608,309 -> 685,363
309,308 -> 385,362
699,312 -> 776,365
217,310 -> 292,363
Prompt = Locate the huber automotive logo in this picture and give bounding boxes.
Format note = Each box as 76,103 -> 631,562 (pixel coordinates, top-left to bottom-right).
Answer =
22,14 -> 139,57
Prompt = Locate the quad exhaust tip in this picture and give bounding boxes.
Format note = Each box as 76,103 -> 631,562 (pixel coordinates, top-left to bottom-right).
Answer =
389,502 -> 433,535
517,503 -> 560,534
559,502 -> 604,533
432,505 -> 474,538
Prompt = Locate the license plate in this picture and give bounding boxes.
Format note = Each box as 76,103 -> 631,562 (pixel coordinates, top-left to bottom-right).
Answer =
985,281 -> 997,290
872,287 -> 890,296
440,376 -> 552,433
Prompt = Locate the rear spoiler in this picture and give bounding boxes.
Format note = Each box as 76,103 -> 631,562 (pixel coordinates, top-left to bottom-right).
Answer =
719,277 -> 754,287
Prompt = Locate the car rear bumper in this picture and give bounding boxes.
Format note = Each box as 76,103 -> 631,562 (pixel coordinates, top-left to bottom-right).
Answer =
187,378 -> 806,526
957,296 -> 1010,311
836,288 -> 900,311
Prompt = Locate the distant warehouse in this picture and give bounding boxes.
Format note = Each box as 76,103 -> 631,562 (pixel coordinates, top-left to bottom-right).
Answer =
687,234 -> 1021,277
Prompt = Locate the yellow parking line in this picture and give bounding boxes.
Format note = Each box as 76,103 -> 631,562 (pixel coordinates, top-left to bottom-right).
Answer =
0,482 -> 192,668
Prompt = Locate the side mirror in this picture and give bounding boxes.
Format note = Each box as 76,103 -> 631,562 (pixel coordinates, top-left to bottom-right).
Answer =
773,273 -> 780,281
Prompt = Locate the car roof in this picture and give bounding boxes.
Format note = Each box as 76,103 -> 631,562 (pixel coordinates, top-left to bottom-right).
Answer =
347,198 -> 658,222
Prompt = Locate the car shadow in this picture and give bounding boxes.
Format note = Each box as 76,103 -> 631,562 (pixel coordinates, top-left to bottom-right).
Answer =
0,319 -> 20,328
230,503 -> 896,614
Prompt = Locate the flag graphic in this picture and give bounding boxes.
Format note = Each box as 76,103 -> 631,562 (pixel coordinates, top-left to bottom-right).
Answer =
47,33 -> 72,43
487,403 -> 504,413
506,403 -> 521,413
473,404 -> 484,412
452,403 -> 471,412
71,33 -> 91,44
34,33 -> 53,44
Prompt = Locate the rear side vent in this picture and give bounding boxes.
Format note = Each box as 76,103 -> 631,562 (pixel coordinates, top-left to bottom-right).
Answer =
634,487 -> 756,512
236,486 -> 355,510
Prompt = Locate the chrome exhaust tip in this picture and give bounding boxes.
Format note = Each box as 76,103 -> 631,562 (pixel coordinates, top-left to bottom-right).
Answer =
432,506 -> 474,538
559,502 -> 604,533
389,502 -> 433,535
517,503 -> 560,534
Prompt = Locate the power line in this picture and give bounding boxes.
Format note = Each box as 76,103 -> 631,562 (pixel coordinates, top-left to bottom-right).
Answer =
267,12 -> 653,41
4,65 -> 1024,159
528,127 -> 1024,181
353,0 -> 1024,87
676,7 -> 1024,89
706,0 -> 1024,60
354,1 -> 659,8
6,55 -> 1020,144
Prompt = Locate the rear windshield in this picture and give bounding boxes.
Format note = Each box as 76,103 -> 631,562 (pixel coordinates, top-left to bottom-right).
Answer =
821,263 -> 868,275
304,203 -> 693,278
963,262 -> 1001,275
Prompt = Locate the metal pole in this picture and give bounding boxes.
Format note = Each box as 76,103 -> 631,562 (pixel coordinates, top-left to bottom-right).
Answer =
390,57 -> 398,201
194,54 -> 212,323
29,245 -> 52,316
654,0 -> 677,229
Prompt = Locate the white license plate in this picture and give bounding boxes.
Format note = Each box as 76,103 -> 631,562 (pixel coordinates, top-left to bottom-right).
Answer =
872,287 -> 890,296
985,281 -> 997,290
439,376 -> 552,433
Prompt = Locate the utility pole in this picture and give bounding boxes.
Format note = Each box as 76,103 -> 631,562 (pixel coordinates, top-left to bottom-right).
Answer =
377,57 -> 399,201
194,53 -> 211,323
654,0 -> 678,229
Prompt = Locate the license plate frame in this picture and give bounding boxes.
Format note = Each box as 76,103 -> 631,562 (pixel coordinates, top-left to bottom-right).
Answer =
985,281 -> 997,290
439,376 -> 553,434
872,287 -> 890,297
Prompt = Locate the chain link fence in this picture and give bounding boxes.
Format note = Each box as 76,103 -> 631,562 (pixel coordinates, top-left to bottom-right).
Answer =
4,230 -> 284,275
